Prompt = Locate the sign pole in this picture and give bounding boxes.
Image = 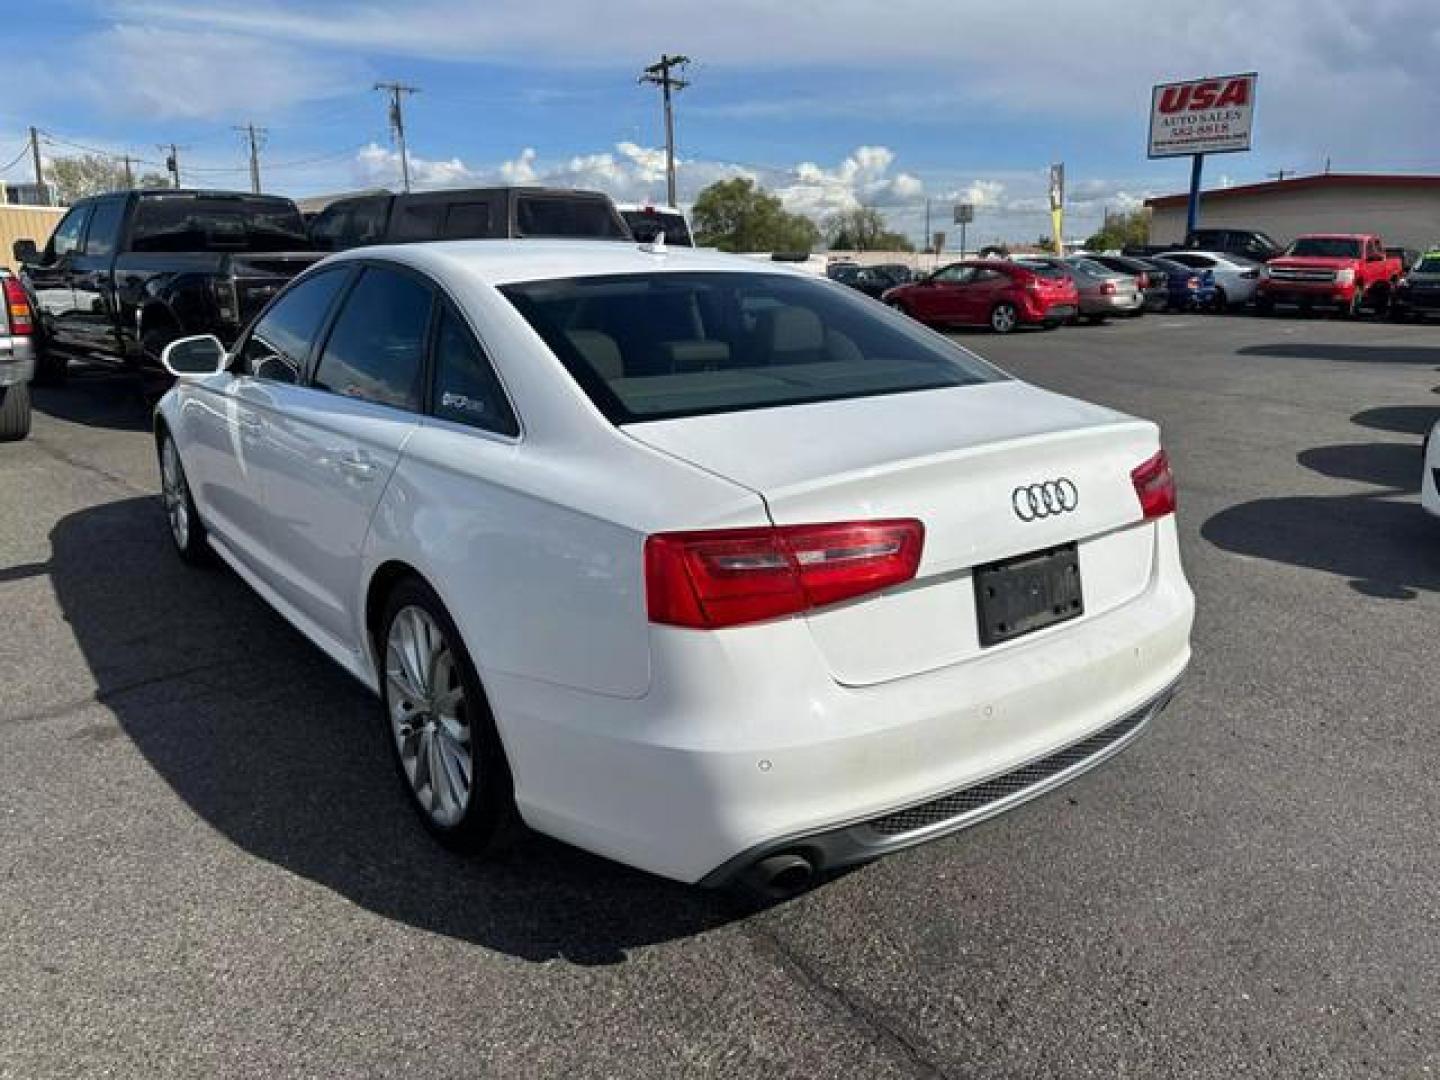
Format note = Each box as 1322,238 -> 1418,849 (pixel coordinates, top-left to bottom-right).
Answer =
960,220 -> 967,258
1186,153 -> 1205,237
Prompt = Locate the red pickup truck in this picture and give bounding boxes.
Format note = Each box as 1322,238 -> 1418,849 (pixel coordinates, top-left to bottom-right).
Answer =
1257,233 -> 1403,316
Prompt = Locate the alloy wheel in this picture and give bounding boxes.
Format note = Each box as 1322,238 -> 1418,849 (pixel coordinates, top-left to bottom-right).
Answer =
386,605 -> 475,827
160,438 -> 190,551
991,304 -> 1017,333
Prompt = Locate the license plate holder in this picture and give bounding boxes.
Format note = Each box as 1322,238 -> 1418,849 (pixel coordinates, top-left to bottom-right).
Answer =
974,543 -> 1083,647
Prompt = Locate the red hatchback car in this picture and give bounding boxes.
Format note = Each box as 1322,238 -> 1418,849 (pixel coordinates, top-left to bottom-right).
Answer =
882,260 -> 1079,333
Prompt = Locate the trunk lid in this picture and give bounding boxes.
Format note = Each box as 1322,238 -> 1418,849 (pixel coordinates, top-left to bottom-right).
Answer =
627,381 -> 1161,685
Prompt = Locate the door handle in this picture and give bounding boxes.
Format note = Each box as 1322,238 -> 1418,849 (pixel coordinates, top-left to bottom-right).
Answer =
337,452 -> 378,481
237,412 -> 264,437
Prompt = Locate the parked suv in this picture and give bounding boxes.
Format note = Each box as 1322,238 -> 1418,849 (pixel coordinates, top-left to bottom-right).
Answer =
308,186 -> 630,251
13,188 -> 320,382
1257,233 -> 1403,316
615,203 -> 695,246
883,260 -> 1078,333
0,269 -> 36,440
1183,228 -> 1283,263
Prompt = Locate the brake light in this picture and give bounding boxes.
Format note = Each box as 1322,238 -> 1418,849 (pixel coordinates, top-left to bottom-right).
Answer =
1137,272 -> 1149,289
645,519 -> 925,629
1131,450 -> 1177,520
1186,275 -> 1200,290
1100,280 -> 1117,295
3,277 -> 32,336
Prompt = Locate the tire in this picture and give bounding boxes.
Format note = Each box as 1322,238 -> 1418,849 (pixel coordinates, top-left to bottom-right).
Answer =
1254,297 -> 1274,316
378,577 -> 518,854
1343,287 -> 1364,319
989,302 -> 1019,334
29,334 -> 68,386
0,382 -> 31,442
158,430 -> 209,564
1211,288 -> 1228,314
1083,314 -> 1105,326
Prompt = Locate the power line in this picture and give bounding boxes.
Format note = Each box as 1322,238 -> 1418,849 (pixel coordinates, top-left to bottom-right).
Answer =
0,143 -> 30,174
639,54 -> 689,208
374,81 -> 419,193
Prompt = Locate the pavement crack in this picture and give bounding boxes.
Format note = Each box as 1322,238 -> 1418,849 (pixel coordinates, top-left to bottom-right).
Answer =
0,658 -> 235,730
744,923 -> 953,1080
28,434 -> 152,496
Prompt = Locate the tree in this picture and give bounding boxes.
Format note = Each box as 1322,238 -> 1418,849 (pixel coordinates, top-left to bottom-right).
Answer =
47,154 -> 169,205
692,177 -> 821,253
824,207 -> 914,252
1082,207 -> 1150,253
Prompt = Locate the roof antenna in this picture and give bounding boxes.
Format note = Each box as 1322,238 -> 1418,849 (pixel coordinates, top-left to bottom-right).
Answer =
641,229 -> 666,255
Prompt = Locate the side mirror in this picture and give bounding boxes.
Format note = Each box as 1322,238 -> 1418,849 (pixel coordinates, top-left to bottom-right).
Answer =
161,335 -> 229,377
12,239 -> 37,265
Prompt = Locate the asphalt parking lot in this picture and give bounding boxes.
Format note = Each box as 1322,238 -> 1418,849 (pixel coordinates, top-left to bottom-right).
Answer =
3,311 -> 1439,1078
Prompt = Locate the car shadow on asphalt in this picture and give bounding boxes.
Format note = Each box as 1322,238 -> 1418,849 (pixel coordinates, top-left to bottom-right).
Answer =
1236,342 -> 1440,366
31,364 -> 156,433
1350,405 -> 1440,436
1201,437 -> 1440,600
47,496 -> 741,966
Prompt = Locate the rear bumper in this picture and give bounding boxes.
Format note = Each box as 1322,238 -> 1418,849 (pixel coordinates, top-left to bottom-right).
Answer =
1393,291 -> 1440,314
700,673 -> 1181,885
0,336 -> 35,387
487,518 -> 1195,884
1081,294 -> 1144,315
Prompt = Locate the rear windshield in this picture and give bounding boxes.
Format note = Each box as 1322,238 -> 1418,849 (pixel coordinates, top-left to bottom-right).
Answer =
1286,237 -> 1362,259
501,271 -> 1004,423
1019,261 -> 1069,279
515,196 -> 629,239
1413,256 -> 1440,274
131,194 -> 309,253
621,209 -> 695,246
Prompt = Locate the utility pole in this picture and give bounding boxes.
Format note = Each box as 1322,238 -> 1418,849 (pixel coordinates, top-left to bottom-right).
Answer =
158,143 -> 182,188
235,123 -> 267,193
374,82 -> 419,192
639,54 -> 689,208
28,126 -> 48,205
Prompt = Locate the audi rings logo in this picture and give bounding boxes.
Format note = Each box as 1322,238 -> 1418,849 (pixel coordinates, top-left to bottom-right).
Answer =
1011,479 -> 1079,521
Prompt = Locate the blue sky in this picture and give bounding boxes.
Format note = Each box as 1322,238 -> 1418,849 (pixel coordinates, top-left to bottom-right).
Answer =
3,0 -> 1438,243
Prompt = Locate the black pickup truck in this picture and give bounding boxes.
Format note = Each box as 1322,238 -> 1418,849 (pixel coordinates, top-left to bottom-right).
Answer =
14,188 -> 322,384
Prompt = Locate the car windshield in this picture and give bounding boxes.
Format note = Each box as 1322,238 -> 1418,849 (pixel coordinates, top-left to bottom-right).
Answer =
1068,258 -> 1113,278
501,271 -> 1005,423
130,194 -> 309,253
1413,256 -> 1440,274
1018,261 -> 1069,279
1286,237 -> 1362,259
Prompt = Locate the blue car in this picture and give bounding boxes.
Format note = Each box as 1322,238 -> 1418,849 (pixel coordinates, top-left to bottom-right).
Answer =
1140,256 -> 1215,311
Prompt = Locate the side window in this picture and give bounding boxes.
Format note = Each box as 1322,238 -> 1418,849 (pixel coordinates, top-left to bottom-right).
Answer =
442,202 -> 494,239
932,264 -> 971,283
392,202 -> 444,242
431,306 -> 518,436
312,266 -> 432,410
239,267 -> 349,383
309,205 -> 352,251
347,199 -> 390,246
82,198 -> 126,257
49,206 -> 92,260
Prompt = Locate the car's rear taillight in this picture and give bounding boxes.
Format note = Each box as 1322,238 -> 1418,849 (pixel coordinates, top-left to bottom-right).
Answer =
3,277 -> 32,336
645,519 -> 925,629
1100,280 -> 1117,295
1186,275 -> 1200,290
1137,272 -> 1149,289
1131,450 -> 1177,520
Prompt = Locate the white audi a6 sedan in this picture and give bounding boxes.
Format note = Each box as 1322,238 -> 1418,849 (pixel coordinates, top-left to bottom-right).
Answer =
154,240 -> 1194,891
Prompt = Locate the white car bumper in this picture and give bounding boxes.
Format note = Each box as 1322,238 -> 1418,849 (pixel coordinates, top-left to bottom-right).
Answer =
486,517 -> 1195,884
0,335 -> 35,388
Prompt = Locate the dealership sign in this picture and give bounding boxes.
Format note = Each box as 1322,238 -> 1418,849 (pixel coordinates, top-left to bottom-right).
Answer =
1148,73 -> 1257,158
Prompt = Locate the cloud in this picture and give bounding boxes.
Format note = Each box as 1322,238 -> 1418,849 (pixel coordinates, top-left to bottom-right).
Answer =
72,24 -> 358,121
119,0 -> 1440,166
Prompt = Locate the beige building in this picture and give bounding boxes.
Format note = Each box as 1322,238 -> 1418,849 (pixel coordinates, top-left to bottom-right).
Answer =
0,205 -> 66,273
1146,174 -> 1440,251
